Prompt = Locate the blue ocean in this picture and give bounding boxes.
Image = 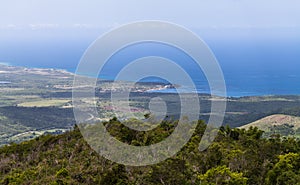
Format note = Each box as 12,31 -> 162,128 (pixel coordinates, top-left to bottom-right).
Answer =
1,36 -> 300,97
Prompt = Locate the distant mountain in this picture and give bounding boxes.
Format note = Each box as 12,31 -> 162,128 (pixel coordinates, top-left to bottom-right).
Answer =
239,114 -> 300,138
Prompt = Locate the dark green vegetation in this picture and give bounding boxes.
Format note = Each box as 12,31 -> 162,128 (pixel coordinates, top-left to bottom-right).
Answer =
130,93 -> 300,128
0,106 -> 74,129
223,96 -> 300,127
0,106 -> 75,145
1,119 -> 300,184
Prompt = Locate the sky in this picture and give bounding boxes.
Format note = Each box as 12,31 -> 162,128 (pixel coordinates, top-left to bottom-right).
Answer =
0,0 -> 299,71
1,0 -> 299,34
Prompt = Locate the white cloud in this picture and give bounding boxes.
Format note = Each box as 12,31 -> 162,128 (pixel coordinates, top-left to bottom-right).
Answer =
0,24 -> 19,30
0,62 -> 10,66
29,24 -> 59,30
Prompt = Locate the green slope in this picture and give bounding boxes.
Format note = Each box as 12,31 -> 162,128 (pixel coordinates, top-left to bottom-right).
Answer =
239,114 -> 300,138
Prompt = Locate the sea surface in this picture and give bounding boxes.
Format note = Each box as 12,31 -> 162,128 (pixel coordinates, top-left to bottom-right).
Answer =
1,38 -> 300,97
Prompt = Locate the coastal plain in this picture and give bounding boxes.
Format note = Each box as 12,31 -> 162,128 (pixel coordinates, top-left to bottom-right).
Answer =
1,64 -> 300,145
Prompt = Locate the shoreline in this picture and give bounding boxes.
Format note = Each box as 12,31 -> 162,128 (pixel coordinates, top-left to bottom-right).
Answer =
1,63 -> 300,98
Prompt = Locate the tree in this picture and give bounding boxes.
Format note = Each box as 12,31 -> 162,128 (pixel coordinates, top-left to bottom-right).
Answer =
265,153 -> 300,185
198,165 -> 247,185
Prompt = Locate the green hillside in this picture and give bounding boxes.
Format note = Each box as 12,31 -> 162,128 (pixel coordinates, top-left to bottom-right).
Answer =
239,114 -> 300,138
1,119 -> 300,184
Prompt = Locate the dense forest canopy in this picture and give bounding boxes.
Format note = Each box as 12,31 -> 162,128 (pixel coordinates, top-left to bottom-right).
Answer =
1,118 -> 300,185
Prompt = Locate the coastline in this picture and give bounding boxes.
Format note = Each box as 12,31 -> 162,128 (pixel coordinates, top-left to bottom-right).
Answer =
1,63 -> 300,98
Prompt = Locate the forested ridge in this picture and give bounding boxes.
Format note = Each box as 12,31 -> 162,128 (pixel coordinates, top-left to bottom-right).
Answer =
1,119 -> 300,185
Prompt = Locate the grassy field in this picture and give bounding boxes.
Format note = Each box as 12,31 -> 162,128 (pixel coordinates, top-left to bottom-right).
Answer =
18,99 -> 71,107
